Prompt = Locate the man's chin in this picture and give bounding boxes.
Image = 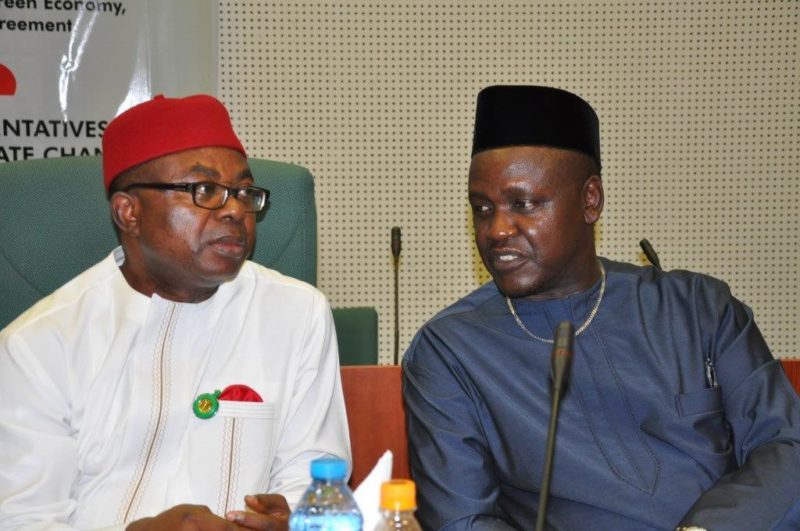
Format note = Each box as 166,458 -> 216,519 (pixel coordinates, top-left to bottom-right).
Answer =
203,260 -> 247,285
493,278 -> 533,299
493,272 -> 554,300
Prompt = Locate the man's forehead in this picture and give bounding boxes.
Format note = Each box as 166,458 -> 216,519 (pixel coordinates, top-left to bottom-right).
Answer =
470,145 -> 586,173
148,146 -> 250,180
468,145 -> 596,194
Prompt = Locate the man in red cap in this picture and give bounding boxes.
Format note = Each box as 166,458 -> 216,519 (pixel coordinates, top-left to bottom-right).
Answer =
0,95 -> 350,530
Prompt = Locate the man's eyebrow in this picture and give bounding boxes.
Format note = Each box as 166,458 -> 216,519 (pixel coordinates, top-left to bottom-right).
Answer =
236,168 -> 254,183
185,164 -> 220,179
502,182 -> 537,194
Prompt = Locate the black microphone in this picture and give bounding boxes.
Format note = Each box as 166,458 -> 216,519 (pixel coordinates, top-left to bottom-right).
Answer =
639,238 -> 662,270
535,321 -> 575,531
391,227 -> 402,364
391,227 -> 402,261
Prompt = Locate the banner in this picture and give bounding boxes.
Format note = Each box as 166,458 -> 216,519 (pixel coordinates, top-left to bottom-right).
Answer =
0,0 -> 216,163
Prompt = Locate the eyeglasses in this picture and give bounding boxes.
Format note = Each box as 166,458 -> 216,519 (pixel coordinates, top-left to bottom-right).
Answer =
121,182 -> 270,213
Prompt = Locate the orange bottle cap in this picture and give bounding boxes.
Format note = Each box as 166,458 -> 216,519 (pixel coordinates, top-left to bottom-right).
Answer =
380,479 -> 417,511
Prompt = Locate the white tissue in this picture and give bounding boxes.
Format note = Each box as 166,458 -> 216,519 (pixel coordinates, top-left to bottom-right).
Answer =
353,450 -> 394,531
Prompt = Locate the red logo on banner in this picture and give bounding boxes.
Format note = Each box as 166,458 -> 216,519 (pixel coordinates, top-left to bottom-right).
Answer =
0,64 -> 17,96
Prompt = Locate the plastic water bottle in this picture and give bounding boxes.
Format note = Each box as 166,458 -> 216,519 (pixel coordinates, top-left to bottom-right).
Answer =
289,457 -> 363,531
374,479 -> 422,531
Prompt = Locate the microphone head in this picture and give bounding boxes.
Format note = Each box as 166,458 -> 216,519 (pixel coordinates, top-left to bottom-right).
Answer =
553,321 -> 575,352
391,226 -> 402,259
551,321 -> 575,393
639,238 -> 662,270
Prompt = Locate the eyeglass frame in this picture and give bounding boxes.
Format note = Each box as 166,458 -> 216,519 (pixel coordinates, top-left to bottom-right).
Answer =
119,181 -> 270,213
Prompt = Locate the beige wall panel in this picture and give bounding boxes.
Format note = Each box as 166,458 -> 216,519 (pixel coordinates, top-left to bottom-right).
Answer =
218,1 -> 798,361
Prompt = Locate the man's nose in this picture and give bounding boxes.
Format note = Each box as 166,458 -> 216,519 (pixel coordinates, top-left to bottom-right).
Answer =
488,211 -> 518,240
218,192 -> 248,219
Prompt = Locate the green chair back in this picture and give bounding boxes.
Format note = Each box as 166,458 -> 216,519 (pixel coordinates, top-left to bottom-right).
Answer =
330,307 -> 379,365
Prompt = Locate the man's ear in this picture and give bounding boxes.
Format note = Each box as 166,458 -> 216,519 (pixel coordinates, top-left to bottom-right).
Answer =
583,174 -> 604,224
110,192 -> 141,238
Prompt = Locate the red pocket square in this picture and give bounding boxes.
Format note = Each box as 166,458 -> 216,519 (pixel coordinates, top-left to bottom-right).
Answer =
218,384 -> 263,403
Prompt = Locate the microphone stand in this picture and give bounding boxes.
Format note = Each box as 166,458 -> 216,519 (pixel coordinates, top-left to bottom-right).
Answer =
535,321 -> 575,531
391,227 -> 402,364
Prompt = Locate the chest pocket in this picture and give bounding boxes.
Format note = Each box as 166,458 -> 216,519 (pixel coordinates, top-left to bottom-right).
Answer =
641,386 -> 733,480
673,386 -> 731,453
190,401 -> 278,516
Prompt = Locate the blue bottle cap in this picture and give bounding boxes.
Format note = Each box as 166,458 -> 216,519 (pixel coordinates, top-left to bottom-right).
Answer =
310,457 -> 347,481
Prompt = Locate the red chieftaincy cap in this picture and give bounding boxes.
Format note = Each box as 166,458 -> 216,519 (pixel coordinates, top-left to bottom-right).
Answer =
102,94 -> 246,190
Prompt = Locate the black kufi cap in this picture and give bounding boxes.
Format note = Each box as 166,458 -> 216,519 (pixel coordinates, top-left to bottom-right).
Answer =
471,85 -> 601,169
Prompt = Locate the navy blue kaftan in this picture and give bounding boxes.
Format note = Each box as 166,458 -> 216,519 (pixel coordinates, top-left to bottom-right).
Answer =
403,258 -> 800,530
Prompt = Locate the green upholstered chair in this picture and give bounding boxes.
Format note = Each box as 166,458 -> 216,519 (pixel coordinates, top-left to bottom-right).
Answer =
328,306 -> 379,366
0,156 -> 377,365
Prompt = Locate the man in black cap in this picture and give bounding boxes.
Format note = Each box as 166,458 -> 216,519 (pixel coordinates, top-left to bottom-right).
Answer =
403,85 -> 800,530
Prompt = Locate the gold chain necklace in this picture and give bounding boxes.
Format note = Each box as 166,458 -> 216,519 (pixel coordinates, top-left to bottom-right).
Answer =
505,261 -> 606,344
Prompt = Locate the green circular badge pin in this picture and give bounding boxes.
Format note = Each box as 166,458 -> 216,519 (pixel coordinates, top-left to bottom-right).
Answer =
193,390 -> 221,419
